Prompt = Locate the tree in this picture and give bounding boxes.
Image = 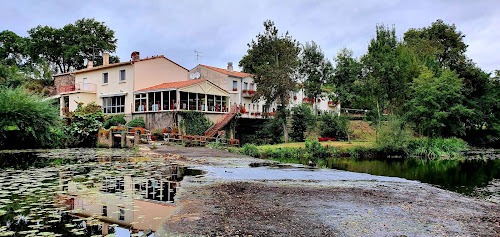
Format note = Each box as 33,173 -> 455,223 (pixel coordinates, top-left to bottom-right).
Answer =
0,30 -> 26,67
28,18 -> 118,73
63,102 -> 105,147
331,48 -> 365,109
239,20 -> 300,142
404,19 -> 467,70
404,67 -> 472,137
290,104 -> 315,142
299,41 -> 333,113
362,25 -> 420,123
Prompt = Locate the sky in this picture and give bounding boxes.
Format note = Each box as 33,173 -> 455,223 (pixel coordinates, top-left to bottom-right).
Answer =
1,0 -> 499,73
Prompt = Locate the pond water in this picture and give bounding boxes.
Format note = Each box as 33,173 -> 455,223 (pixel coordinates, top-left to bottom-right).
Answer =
281,149 -> 500,203
0,149 -> 203,236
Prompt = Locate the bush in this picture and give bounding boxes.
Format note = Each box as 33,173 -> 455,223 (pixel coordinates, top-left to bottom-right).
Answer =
319,112 -> 348,140
241,144 -> 260,157
305,137 -> 330,161
63,102 -> 105,147
126,117 -> 145,128
179,111 -> 213,136
0,87 -> 62,149
290,104 -> 315,142
375,116 -> 413,154
103,114 -> 126,129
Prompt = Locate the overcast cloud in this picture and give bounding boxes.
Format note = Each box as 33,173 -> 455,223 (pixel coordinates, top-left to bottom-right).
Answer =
1,0 -> 498,72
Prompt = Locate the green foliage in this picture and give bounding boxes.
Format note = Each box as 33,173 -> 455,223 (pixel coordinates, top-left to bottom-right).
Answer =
63,102 -> 105,147
27,18 -> 118,73
257,113 -> 286,144
126,117 -> 145,128
299,41 -> 333,102
207,140 -> 227,149
375,117 -> 413,153
304,137 -> 331,161
290,104 -> 315,142
318,112 -> 349,140
103,114 -> 126,129
0,87 -> 62,149
407,137 -> 467,157
179,111 -> 213,136
239,20 -> 300,107
331,48 -> 366,108
405,67 -> 473,137
241,144 -> 259,157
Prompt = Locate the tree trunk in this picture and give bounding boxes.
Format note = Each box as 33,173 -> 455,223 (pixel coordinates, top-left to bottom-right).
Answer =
282,121 -> 289,143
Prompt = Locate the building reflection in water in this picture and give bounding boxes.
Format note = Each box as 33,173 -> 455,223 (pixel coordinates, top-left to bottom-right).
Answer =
57,163 -> 187,235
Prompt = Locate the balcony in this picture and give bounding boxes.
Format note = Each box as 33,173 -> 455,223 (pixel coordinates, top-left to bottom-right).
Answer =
242,90 -> 256,97
328,101 -> 339,107
58,83 -> 97,94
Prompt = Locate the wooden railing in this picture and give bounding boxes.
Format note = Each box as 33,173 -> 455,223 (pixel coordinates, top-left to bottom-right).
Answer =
204,104 -> 239,137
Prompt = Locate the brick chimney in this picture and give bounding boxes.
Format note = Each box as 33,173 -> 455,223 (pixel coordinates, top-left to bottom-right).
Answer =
87,60 -> 93,68
103,53 -> 109,66
131,51 -> 140,61
227,62 -> 233,72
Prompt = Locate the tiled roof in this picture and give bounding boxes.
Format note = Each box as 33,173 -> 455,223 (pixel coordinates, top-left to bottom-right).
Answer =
199,64 -> 252,78
137,79 -> 207,91
54,55 -> 187,76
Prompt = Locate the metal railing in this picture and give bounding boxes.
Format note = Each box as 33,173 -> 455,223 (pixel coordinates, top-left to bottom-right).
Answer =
58,83 -> 97,94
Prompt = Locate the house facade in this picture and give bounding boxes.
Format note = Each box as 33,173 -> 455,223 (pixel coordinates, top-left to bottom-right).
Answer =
189,62 -> 341,118
54,52 -> 230,129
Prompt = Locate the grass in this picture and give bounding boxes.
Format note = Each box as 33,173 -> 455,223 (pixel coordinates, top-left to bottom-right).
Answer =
257,141 -> 375,150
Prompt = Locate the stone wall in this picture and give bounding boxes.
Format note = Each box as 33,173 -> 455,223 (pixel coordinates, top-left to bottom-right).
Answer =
54,74 -> 75,93
131,112 -> 177,130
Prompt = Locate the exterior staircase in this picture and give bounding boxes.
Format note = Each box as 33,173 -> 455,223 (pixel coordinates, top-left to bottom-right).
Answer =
205,105 -> 239,137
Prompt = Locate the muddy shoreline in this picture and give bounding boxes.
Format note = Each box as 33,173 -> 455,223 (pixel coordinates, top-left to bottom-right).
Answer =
147,146 -> 500,236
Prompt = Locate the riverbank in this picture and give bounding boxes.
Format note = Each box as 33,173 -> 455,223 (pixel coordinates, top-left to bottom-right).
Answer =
144,146 -> 500,236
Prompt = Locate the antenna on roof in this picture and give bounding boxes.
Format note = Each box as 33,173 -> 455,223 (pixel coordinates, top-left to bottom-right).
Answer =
194,50 -> 203,65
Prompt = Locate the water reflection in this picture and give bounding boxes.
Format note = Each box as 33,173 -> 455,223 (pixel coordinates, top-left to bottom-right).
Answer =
0,150 -> 203,236
323,156 -> 500,202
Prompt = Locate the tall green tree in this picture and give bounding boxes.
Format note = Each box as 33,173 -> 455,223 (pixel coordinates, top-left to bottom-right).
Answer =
331,48 -> 365,109
28,18 -> 118,73
0,30 -> 26,67
239,20 -> 300,142
405,67 -> 472,137
299,41 -> 333,112
362,25 -> 420,120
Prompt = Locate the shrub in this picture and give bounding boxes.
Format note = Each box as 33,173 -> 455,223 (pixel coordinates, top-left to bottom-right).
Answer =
319,112 -> 349,140
305,137 -> 330,161
126,117 -> 145,128
241,144 -> 260,157
63,102 -> 105,147
179,111 -> 213,136
375,116 -> 413,154
0,87 -> 62,149
290,104 -> 315,142
103,114 -> 126,129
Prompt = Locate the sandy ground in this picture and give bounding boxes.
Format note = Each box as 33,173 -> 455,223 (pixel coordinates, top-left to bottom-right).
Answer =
145,145 -> 500,237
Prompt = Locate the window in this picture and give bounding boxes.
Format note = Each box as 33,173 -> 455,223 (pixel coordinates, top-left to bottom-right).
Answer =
233,81 -> 237,91
148,92 -> 161,111
244,82 -> 248,91
120,69 -> 126,82
103,72 -> 108,84
135,93 -> 147,111
119,208 -> 125,221
102,95 -> 125,114
63,96 -> 69,108
102,206 -> 107,217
